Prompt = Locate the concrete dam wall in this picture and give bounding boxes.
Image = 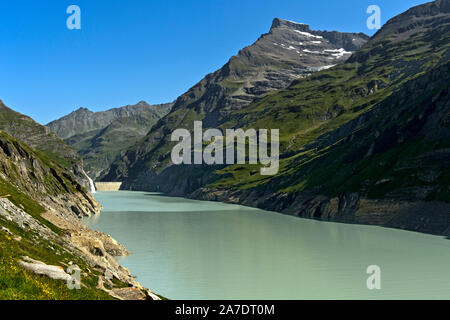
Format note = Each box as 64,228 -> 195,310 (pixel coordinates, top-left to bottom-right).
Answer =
94,182 -> 122,191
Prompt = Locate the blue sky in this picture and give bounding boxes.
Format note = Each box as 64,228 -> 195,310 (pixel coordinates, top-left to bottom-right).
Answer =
0,0 -> 426,124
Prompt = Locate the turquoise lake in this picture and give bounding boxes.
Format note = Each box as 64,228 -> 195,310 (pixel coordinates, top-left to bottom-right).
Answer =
84,191 -> 450,299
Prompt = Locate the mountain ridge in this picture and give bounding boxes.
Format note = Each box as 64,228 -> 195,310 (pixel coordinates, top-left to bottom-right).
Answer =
0,100 -> 93,189
104,0 -> 450,236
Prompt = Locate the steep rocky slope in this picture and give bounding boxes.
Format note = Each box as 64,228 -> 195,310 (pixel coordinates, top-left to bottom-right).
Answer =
47,101 -> 173,178
0,131 -> 158,299
108,0 -> 449,235
103,18 -> 368,182
0,101 -> 89,187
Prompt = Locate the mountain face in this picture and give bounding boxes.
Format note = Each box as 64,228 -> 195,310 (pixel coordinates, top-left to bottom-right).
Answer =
0,101 -> 91,188
107,0 -> 449,235
103,18 -> 369,182
0,131 -> 157,299
47,101 -> 173,178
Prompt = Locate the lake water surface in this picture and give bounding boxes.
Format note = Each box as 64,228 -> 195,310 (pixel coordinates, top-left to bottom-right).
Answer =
85,191 -> 450,299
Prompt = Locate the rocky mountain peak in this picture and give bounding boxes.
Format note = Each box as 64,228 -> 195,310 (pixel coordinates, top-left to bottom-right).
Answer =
135,100 -> 150,107
270,18 -> 310,32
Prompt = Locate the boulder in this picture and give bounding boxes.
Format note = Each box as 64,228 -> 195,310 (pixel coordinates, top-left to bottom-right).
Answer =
18,257 -> 71,282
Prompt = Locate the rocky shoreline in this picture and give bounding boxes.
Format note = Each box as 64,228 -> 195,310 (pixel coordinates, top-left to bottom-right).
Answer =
188,187 -> 450,238
0,195 -> 160,300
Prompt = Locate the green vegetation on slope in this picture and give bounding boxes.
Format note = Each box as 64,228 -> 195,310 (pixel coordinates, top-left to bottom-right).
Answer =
103,20 -> 369,184
0,132 -> 129,299
205,1 -> 450,203
0,101 -> 81,171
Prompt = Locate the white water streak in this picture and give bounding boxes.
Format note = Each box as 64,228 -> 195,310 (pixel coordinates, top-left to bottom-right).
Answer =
82,170 -> 96,194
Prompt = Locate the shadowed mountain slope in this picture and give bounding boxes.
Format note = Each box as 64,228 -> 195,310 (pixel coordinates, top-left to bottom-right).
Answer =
106,0 -> 449,235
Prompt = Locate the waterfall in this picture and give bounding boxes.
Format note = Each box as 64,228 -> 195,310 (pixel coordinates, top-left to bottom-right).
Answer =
82,169 -> 96,194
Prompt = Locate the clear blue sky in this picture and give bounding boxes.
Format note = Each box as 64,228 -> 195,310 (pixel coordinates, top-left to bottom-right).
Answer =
0,0 -> 426,124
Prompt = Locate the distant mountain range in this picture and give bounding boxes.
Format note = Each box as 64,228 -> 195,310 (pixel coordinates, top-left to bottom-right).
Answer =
0,109 -> 155,299
102,0 -> 450,236
47,101 -> 173,178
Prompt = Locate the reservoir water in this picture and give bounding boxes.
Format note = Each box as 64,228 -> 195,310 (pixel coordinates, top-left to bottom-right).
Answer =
85,191 -> 450,299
